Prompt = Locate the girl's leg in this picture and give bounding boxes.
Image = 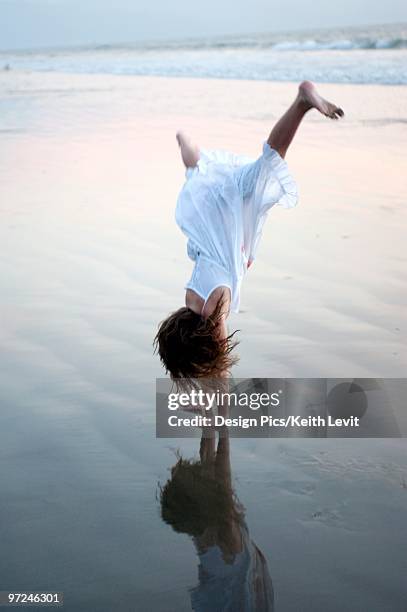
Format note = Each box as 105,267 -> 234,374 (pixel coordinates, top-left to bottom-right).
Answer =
268,81 -> 344,159
176,131 -> 200,168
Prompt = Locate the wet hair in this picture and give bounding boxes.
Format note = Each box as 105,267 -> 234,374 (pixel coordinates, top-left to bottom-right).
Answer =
153,297 -> 239,385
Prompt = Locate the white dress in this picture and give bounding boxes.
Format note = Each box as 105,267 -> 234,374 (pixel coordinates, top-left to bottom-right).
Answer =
175,142 -> 298,313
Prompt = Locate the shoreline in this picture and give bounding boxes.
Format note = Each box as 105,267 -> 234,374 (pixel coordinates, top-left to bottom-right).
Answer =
2,67 -> 407,87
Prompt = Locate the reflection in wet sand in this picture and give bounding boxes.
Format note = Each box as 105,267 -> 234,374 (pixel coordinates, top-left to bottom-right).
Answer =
160,429 -> 274,611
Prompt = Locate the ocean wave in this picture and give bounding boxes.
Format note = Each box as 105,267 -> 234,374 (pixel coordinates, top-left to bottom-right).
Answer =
90,36 -> 407,53
1,24 -> 407,85
47,27 -> 407,54
269,37 -> 407,51
87,30 -> 407,52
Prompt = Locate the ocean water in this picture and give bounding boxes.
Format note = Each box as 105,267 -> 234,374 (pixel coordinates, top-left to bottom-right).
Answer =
1,23 -> 407,84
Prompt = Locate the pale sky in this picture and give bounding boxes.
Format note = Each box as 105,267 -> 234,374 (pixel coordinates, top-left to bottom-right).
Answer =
1,0 -> 406,51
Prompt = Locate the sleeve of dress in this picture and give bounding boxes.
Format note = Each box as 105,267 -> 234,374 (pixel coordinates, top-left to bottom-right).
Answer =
235,142 -> 298,211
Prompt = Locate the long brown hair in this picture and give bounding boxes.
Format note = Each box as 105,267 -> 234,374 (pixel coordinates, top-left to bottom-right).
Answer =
154,297 -> 239,385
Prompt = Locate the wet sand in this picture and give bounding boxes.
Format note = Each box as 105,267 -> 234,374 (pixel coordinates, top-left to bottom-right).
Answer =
0,71 -> 406,611
1,71 -> 406,379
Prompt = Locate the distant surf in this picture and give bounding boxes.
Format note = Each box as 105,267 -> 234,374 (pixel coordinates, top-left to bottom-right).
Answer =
1,23 -> 407,85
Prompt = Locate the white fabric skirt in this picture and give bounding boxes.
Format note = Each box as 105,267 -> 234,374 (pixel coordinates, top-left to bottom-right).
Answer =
176,142 -> 298,312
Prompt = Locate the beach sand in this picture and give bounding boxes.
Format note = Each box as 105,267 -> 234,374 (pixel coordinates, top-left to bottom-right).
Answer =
1,71 -> 406,380
0,71 -> 406,611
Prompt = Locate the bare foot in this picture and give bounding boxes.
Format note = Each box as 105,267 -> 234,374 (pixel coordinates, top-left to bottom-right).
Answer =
176,131 -> 200,168
299,81 -> 344,120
